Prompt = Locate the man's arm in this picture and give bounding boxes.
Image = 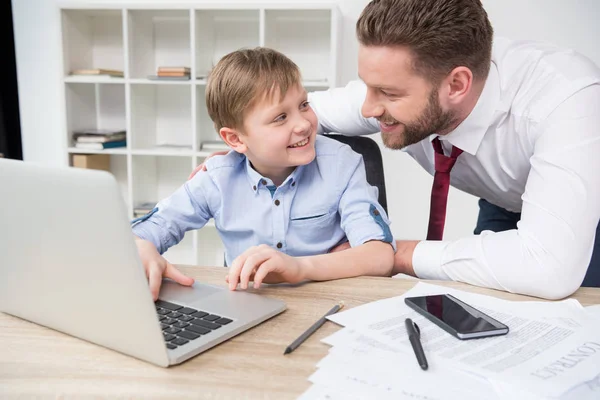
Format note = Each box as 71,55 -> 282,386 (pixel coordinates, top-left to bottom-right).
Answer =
309,80 -> 380,135
397,85 -> 600,300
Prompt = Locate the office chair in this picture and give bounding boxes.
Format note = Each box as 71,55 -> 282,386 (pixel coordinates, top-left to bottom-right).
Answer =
324,134 -> 388,214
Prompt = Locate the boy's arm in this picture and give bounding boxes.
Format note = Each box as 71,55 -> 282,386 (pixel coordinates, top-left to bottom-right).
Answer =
132,173 -> 216,254
298,240 -> 394,280
228,241 -> 394,290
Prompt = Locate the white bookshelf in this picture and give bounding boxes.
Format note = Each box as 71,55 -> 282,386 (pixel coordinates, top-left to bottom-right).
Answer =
59,3 -> 341,266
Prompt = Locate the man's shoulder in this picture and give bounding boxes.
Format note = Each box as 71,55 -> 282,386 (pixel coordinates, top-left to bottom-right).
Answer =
493,37 -> 600,87
493,37 -> 600,119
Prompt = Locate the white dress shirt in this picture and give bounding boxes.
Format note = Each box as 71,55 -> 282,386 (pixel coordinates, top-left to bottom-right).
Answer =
308,37 -> 600,299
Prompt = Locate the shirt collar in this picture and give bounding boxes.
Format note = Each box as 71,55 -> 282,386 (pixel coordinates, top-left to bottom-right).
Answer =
244,157 -> 304,192
430,62 -> 500,155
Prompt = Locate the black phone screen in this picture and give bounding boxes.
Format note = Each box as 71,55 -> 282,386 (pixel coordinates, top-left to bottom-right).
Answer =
405,294 -> 508,338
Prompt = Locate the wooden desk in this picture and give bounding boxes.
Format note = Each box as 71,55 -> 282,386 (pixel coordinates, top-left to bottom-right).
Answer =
1,266 -> 599,399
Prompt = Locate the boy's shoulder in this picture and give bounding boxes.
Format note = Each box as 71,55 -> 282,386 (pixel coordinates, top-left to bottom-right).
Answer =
314,134 -> 357,158
204,150 -> 245,172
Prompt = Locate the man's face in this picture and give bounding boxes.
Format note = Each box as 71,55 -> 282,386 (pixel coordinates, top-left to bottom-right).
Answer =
358,45 -> 457,149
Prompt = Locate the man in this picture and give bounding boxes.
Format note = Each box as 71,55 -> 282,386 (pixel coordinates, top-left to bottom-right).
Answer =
306,0 -> 600,299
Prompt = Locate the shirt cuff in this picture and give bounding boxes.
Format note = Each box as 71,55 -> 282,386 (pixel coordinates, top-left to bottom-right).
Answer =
412,240 -> 451,280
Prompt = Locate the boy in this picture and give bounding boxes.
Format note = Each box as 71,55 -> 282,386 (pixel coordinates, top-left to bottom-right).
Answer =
132,48 -> 395,300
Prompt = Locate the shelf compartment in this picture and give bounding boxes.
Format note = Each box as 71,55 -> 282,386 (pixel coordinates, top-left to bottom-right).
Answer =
131,155 -> 194,207
129,83 -> 192,151
62,9 -> 125,77
69,153 -> 129,205
128,10 -> 191,79
264,9 -> 331,83
194,9 -> 260,79
64,82 -> 126,147
195,85 -> 221,149
131,154 -> 196,265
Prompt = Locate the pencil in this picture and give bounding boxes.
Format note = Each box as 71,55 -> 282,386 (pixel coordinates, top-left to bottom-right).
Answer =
284,301 -> 345,355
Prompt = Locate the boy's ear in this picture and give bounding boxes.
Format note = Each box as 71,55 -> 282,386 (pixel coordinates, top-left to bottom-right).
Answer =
219,127 -> 247,154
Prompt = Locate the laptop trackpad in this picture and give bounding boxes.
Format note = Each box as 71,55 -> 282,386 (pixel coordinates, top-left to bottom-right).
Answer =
158,280 -> 222,305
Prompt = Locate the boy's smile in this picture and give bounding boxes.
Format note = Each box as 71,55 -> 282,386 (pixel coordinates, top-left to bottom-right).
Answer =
288,137 -> 310,148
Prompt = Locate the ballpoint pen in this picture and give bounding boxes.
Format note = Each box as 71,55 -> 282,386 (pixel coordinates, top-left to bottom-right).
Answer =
284,301 -> 345,355
405,318 -> 428,370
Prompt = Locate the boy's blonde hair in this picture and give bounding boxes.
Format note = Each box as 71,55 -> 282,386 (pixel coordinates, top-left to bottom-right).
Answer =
206,48 -> 302,132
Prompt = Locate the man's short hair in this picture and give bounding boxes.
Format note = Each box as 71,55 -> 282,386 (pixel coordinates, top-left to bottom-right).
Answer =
206,47 -> 301,132
356,0 -> 493,83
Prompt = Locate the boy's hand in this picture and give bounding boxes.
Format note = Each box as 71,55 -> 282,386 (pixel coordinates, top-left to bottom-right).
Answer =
227,244 -> 306,290
188,150 -> 229,180
135,238 -> 195,300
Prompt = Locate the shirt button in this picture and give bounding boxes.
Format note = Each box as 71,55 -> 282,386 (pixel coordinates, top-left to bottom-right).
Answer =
373,209 -> 380,216
253,185 -> 257,191
274,199 -> 280,206
260,179 -> 267,185
291,181 -> 296,187
277,242 -> 282,249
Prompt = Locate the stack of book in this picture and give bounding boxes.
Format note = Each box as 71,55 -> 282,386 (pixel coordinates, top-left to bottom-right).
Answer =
148,66 -> 190,81
73,129 -> 126,150
70,68 -> 124,78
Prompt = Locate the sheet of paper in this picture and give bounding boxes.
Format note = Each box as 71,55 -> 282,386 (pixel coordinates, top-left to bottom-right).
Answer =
327,282 -> 600,398
297,383 -> 363,400
317,328 -> 498,400
586,304 -> 600,321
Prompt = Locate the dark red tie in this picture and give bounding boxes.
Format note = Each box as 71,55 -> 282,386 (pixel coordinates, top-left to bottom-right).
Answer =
426,137 -> 463,240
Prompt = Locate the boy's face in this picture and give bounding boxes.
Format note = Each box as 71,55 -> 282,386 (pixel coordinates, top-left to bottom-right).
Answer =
234,84 -> 318,182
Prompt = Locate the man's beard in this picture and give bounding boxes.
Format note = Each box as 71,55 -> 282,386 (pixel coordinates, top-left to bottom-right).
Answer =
380,88 -> 457,150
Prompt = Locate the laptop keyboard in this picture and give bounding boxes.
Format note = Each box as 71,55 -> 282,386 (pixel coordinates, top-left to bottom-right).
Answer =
155,300 -> 233,350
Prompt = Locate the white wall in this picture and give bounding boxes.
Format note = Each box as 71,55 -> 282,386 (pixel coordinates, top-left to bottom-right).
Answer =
12,0 -> 600,241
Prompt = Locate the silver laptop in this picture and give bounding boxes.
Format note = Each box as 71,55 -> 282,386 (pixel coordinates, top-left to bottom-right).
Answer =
0,159 -> 286,367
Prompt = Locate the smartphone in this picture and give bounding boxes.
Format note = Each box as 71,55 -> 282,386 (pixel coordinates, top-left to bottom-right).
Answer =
404,294 -> 509,340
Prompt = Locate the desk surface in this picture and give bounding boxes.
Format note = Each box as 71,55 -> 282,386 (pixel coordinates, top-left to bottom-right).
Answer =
1,266 -> 599,399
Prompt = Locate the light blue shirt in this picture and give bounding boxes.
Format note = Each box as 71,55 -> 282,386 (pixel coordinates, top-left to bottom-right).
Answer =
132,135 -> 394,266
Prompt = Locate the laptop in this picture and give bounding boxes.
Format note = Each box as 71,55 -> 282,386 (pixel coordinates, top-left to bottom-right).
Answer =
0,159 -> 286,367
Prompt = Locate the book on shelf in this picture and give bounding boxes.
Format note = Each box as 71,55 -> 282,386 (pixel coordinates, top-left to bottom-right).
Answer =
157,66 -> 190,73
75,140 -> 126,150
75,133 -> 126,143
157,71 -> 190,77
147,75 -> 191,81
201,140 -> 230,151
73,128 -> 126,137
70,68 -> 124,77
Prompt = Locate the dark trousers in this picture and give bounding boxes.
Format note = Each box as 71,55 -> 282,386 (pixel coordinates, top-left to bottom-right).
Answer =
474,199 -> 600,288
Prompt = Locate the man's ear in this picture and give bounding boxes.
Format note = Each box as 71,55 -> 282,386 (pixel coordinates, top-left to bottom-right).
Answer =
219,127 -> 247,154
441,66 -> 473,106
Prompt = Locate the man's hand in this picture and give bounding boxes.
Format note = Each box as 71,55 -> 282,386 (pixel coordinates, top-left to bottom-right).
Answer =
393,240 -> 419,276
188,150 -> 229,180
135,238 -> 194,300
226,244 -> 306,290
